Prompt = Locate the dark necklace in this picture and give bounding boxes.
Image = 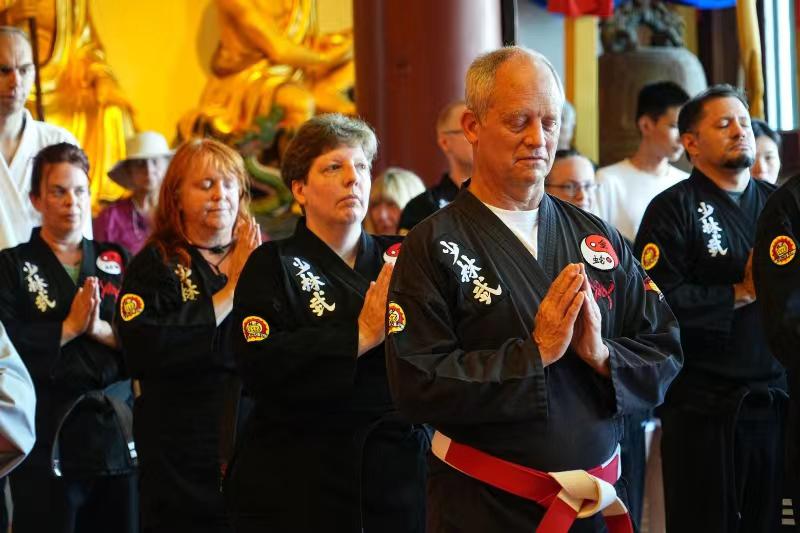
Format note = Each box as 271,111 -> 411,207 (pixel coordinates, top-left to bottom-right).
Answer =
192,242 -> 233,276
193,241 -> 233,255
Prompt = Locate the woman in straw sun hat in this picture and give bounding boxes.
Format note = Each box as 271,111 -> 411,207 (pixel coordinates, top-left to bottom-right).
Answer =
93,132 -> 173,255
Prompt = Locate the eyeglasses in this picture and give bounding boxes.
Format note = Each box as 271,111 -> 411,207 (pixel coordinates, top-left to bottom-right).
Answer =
545,182 -> 598,198
440,130 -> 464,136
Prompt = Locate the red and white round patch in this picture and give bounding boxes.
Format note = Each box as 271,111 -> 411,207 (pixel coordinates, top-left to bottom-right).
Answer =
97,251 -> 123,275
580,234 -> 619,271
383,243 -> 402,265
242,316 -> 270,343
387,302 -> 406,334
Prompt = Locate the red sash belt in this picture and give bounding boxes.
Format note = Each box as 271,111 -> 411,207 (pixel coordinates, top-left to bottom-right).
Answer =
431,431 -> 633,533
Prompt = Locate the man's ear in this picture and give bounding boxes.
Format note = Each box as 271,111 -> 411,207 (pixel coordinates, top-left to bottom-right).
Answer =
638,115 -> 654,137
462,109 -> 480,145
681,132 -> 697,160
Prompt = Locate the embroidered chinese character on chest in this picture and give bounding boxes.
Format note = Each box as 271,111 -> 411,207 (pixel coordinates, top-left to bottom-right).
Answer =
293,257 -> 335,317
439,240 -> 502,305
697,202 -> 728,257
174,264 -> 200,302
23,261 -> 56,312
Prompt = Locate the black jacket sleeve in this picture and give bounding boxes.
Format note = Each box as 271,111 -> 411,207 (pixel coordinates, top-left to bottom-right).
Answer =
753,187 -> 800,372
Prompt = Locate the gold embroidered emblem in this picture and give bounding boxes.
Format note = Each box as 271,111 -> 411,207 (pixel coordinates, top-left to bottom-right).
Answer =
174,264 -> 200,302
23,262 -> 56,312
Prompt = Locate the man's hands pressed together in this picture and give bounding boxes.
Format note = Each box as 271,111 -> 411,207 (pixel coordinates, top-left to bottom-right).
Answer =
533,263 -> 609,377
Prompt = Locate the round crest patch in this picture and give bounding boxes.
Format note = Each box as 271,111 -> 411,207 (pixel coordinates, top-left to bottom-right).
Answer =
580,234 -> 619,271
387,302 -> 406,334
641,243 -> 660,271
242,316 -> 270,342
119,294 -> 144,322
97,251 -> 123,275
770,235 -> 797,266
383,243 -> 402,265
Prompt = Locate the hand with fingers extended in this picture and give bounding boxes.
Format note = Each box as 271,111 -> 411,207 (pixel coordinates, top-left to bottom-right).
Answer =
62,277 -> 99,346
532,263 -> 585,366
223,216 -> 261,286
571,264 -> 610,377
357,262 -> 394,357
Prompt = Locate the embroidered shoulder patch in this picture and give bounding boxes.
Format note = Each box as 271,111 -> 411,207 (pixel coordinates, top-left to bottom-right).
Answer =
641,243 -> 660,271
242,316 -> 270,342
97,251 -> 123,275
580,234 -> 619,271
387,302 -> 406,334
643,276 -> 664,301
120,294 -> 145,321
383,243 -> 402,265
770,235 -> 797,266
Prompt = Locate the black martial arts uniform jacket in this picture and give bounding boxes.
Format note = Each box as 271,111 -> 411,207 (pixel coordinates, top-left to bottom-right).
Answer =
117,244 -> 243,531
386,188 -> 682,531
636,169 -> 787,531
636,170 -> 786,395
228,219 -> 429,533
754,175 -> 800,531
0,228 -> 134,477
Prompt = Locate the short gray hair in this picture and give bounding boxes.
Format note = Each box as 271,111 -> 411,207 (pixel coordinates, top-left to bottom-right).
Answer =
281,113 -> 378,188
465,46 -> 564,121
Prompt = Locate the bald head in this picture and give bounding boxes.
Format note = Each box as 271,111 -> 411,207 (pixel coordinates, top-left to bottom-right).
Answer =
465,46 -> 564,123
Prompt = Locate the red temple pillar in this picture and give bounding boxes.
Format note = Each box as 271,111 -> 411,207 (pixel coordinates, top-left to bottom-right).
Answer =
354,0 -> 503,186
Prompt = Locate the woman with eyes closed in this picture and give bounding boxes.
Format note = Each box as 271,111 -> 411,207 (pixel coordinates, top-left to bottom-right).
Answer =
227,114 -> 429,532
116,138 -> 259,533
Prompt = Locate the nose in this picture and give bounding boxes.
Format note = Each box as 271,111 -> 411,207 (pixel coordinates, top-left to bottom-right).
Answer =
342,162 -> 360,187
210,180 -> 224,199
730,120 -> 746,138
574,185 -> 586,203
522,120 -> 546,149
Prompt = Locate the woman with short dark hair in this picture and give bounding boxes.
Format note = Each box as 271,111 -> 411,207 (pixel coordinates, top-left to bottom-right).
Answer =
227,114 -> 429,532
0,142 -> 137,533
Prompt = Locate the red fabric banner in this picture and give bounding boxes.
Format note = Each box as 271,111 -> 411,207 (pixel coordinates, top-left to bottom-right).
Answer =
547,0 -> 614,17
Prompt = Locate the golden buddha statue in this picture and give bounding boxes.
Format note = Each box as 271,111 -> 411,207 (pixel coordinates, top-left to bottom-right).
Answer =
0,0 -> 136,207
179,0 -> 355,140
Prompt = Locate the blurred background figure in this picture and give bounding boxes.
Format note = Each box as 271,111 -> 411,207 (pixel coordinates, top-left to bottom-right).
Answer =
399,101 -> 473,232
366,167 -> 425,235
545,149 -> 598,213
558,100 -> 576,150
117,139 -> 258,533
750,119 -> 782,184
93,132 -> 172,255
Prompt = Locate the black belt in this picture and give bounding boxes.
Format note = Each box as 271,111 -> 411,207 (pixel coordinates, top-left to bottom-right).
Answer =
50,380 -> 137,477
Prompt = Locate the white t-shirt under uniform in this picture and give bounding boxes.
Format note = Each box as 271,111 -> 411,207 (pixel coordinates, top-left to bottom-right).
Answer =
595,159 -> 688,243
484,203 -> 539,259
